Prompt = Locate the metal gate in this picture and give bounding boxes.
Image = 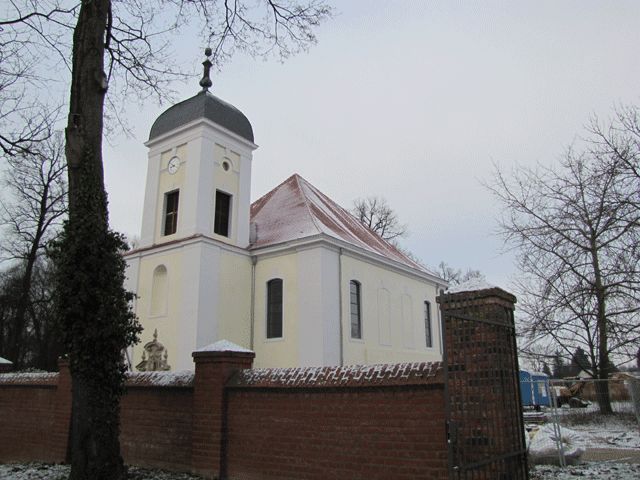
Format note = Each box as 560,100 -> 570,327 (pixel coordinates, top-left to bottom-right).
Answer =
440,292 -> 528,479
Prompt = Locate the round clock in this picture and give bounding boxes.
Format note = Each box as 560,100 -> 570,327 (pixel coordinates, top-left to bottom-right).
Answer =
167,156 -> 180,174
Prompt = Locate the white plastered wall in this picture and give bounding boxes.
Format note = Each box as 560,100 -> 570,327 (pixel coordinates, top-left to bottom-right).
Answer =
252,245 -> 342,368
340,252 -> 442,365
252,252 -> 299,368
295,247 -> 341,367
130,248 -> 185,370
251,243 -> 443,368
129,240 -> 253,371
216,249 -> 252,348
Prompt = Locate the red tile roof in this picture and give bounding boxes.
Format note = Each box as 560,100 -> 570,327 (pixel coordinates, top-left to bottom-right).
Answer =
250,174 -> 433,274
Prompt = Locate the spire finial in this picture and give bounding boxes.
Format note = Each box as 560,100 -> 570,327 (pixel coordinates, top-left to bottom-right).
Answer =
199,47 -> 213,92
153,328 -> 158,341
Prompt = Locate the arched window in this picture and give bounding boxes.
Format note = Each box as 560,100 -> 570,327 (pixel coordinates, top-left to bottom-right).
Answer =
150,265 -> 168,316
267,279 -> 283,338
424,301 -> 433,348
350,280 -> 362,339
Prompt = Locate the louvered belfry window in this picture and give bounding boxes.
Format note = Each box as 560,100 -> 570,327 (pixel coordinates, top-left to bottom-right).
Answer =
163,190 -> 179,236
214,190 -> 231,237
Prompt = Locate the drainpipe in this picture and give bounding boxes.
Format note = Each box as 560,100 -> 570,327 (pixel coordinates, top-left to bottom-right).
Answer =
338,248 -> 344,366
250,256 -> 257,350
437,285 -> 444,356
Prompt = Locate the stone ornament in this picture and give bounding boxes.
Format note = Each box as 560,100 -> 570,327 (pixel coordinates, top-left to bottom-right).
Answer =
136,329 -> 171,372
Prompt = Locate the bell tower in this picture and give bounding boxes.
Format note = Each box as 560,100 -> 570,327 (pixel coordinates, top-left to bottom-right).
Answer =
125,50 -> 257,371
139,48 -> 257,249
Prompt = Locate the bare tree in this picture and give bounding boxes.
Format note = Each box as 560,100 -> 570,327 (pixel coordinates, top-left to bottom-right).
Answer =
489,118 -> 640,413
351,195 -> 425,265
0,1 -> 69,156
2,1 -> 331,477
352,196 -> 408,241
436,261 -> 484,286
0,257 -> 62,371
0,131 -> 67,368
588,104 -> 640,202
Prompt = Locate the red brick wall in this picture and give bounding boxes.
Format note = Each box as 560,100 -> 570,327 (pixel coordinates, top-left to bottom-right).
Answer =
120,386 -> 193,472
0,367 -> 196,471
0,380 -> 60,463
0,359 -> 448,479
224,363 -> 448,480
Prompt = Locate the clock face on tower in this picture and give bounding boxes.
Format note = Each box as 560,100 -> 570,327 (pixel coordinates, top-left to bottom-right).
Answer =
167,156 -> 180,174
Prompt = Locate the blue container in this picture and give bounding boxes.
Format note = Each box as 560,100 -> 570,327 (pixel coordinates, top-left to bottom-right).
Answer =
519,370 -> 551,407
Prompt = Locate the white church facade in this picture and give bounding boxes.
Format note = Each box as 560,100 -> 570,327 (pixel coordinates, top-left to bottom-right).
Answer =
124,54 -> 448,370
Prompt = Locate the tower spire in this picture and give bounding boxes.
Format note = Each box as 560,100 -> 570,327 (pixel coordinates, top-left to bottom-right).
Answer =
199,47 -> 213,93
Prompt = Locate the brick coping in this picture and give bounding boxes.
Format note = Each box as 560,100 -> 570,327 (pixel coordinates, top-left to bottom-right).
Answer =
228,361 -> 444,389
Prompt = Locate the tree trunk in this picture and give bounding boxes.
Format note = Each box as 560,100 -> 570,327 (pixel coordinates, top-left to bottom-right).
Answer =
591,239 -> 613,414
63,1 -> 127,478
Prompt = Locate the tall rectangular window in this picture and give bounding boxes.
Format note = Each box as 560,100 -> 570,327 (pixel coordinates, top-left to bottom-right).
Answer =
267,279 -> 283,338
214,190 -> 231,237
163,190 -> 179,236
350,280 -> 362,339
424,301 -> 433,348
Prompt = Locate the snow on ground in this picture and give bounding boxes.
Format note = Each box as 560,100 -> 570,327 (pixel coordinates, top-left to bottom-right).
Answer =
526,412 -> 640,450
573,417 -> 640,449
2,461 -> 640,480
531,463 -> 640,479
526,411 -> 640,478
0,464 -> 203,480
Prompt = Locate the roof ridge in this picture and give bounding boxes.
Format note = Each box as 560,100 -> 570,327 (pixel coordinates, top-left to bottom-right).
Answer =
299,178 -> 422,269
292,174 -> 324,236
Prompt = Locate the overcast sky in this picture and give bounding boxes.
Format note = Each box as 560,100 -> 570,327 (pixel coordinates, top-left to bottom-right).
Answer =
102,1 -> 640,289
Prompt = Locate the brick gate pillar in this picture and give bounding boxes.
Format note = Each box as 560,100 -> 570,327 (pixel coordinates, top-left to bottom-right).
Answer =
437,285 -> 528,479
191,341 -> 255,479
437,285 -> 517,322
50,357 -> 72,463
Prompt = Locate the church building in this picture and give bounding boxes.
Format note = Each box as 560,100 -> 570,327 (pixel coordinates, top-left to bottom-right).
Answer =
124,53 -> 447,371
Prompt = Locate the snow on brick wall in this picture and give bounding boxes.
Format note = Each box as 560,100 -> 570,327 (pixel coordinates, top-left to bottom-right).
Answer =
0,372 -> 58,385
229,361 -> 443,389
126,370 -> 194,388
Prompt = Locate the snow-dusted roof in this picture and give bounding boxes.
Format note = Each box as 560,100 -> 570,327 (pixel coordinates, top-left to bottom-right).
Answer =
0,356 -> 12,365
250,174 -> 433,274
